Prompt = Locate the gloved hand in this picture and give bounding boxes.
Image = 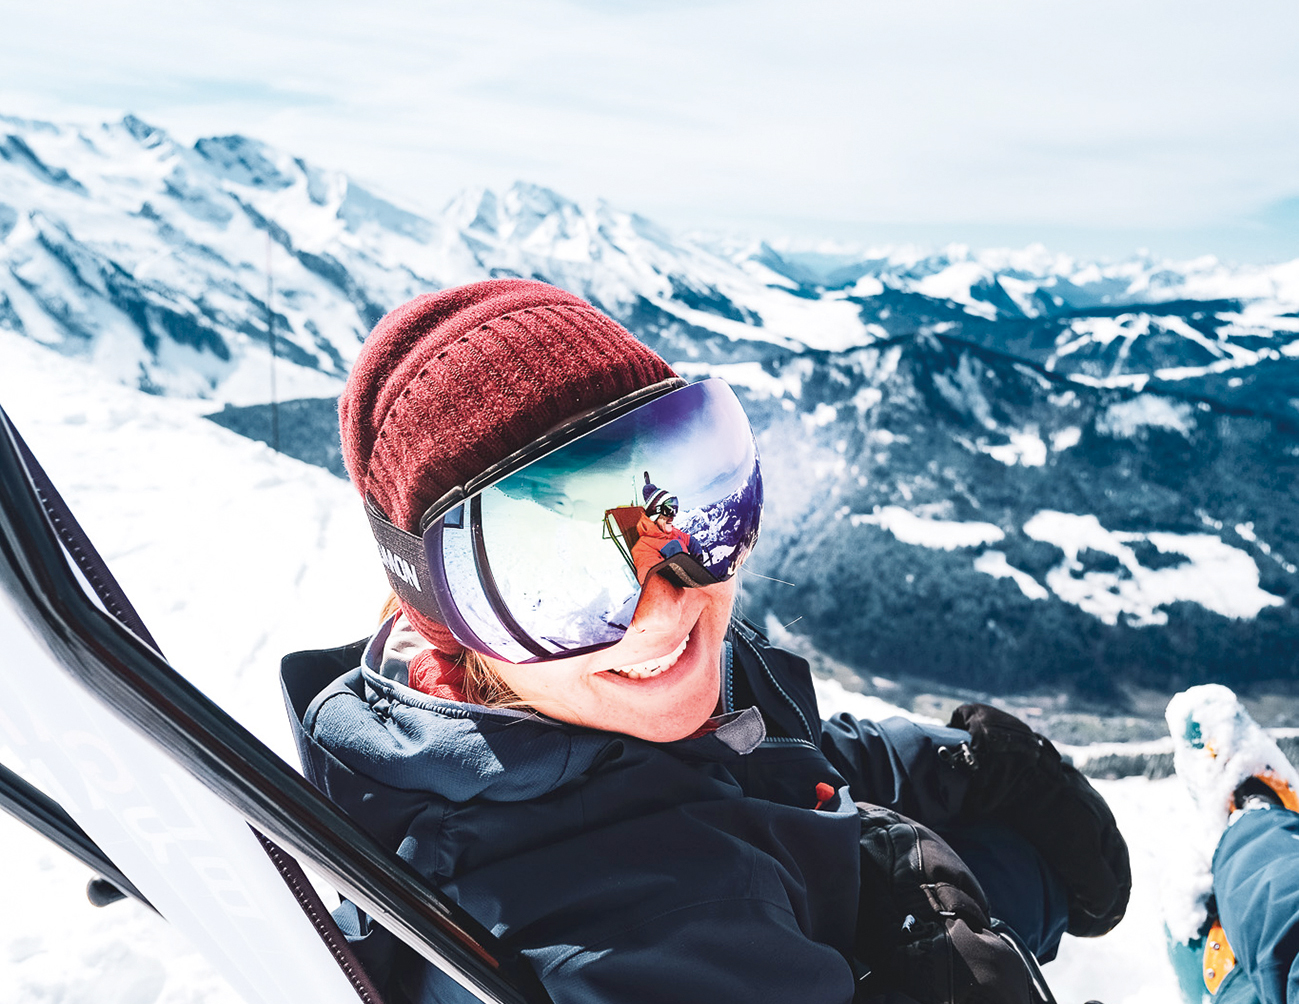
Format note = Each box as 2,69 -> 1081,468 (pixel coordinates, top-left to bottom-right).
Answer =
947,703 -> 1131,938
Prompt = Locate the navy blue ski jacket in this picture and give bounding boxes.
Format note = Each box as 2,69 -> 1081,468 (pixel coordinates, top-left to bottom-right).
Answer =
282,617 -> 974,1004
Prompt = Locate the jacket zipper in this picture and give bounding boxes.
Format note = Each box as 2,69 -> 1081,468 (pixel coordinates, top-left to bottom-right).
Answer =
732,631 -> 820,748
733,627 -> 817,744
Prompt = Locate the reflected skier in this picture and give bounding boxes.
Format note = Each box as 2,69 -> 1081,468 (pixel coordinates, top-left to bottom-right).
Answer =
632,471 -> 704,583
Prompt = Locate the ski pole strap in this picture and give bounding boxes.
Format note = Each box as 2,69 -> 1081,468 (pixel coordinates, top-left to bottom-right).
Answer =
4,409 -> 160,652
989,919 -> 1059,1004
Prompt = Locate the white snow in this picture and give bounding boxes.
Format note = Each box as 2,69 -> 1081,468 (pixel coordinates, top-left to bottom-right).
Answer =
997,275 -> 1042,317
973,550 -> 1050,600
811,676 -> 939,726
1097,395 -> 1195,438
850,506 -> 1005,550
1024,511 -> 1284,626
0,813 -> 237,1004
851,386 -> 883,413
3,112 -> 1298,421
0,115 -> 896,403
0,331 -> 386,1004
979,429 -> 1047,467
675,360 -> 805,400
806,402 -> 839,428
850,275 -> 885,297
915,261 -> 999,319
1047,776 -> 1199,1004
1068,371 -> 1152,392
1166,685 -> 1299,835
1050,426 -> 1082,452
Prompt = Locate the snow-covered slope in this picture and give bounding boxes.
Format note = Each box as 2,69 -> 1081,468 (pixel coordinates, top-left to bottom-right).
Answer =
728,331 -> 1299,701
4,112 -> 1298,413
0,330 -> 383,1001
0,330 -> 1202,1004
0,114 -> 872,403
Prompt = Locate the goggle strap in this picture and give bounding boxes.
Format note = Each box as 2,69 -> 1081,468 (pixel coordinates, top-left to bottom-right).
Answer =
364,498 -> 442,624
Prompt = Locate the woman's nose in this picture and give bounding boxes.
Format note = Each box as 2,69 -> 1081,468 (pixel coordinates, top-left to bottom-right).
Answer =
628,573 -> 688,635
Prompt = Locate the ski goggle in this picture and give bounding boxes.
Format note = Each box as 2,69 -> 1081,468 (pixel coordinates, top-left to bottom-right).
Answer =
365,378 -> 763,664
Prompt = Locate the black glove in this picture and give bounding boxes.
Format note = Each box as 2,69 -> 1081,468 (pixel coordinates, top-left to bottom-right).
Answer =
855,805 -> 1038,1004
947,703 -> 1131,938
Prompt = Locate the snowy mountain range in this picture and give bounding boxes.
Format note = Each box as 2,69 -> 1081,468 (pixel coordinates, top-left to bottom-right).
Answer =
0,115 -> 1294,1003
3,111 -> 1298,709
5,112 -> 1298,409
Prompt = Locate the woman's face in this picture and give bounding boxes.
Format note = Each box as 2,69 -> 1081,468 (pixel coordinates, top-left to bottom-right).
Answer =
485,575 -> 736,742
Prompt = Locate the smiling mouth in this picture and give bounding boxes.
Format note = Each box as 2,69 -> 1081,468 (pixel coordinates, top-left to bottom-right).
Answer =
604,633 -> 690,680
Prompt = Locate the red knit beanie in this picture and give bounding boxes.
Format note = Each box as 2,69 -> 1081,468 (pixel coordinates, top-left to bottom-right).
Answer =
340,279 -> 677,653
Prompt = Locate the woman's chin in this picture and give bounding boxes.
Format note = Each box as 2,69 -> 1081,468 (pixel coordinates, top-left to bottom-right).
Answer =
603,631 -> 723,742
619,694 -> 717,742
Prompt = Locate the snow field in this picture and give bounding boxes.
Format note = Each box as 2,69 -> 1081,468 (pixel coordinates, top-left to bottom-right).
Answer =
0,333 -> 1203,1003
1048,776 -> 1194,1004
0,811 -> 239,1004
834,499 -> 1279,630
0,330 -> 387,760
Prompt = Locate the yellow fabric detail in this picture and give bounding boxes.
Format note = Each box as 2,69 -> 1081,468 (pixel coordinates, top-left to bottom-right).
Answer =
1204,919 -> 1236,995
1259,770 -> 1299,813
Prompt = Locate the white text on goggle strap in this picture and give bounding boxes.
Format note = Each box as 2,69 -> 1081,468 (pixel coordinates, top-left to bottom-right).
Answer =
378,545 -> 422,591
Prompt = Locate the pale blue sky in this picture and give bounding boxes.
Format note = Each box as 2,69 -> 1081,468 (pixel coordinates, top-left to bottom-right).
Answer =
3,0 -> 1297,261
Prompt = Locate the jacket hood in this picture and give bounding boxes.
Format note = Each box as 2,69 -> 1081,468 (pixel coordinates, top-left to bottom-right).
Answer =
301,615 -> 764,805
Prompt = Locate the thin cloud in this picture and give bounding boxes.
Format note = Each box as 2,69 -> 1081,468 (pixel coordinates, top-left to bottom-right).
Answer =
1,0 -> 1297,260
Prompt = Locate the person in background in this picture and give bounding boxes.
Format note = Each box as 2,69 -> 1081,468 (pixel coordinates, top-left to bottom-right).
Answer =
283,279 -> 1130,1004
1166,685 -> 1299,1004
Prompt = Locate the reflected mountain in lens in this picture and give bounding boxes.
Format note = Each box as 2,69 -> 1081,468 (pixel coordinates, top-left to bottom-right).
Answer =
678,458 -> 764,578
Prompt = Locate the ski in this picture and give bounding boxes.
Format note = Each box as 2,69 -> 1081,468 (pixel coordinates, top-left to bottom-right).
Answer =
0,404 -> 551,1004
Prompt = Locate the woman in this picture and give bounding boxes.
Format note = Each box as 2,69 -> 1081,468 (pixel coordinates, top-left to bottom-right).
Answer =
283,279 -> 1129,1003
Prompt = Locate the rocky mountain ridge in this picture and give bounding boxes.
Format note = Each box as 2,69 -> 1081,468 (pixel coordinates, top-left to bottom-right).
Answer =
5,112 -> 1298,707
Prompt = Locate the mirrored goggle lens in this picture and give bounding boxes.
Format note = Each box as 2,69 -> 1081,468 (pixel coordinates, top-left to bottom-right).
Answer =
425,379 -> 762,663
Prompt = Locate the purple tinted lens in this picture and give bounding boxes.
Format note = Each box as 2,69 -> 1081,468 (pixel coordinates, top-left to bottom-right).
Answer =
427,379 -> 762,663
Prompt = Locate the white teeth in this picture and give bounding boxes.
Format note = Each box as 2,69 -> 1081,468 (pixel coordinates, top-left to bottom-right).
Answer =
607,634 -> 689,680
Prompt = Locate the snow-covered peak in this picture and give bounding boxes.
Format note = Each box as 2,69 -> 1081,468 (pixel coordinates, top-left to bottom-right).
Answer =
2,111 -> 1298,406
193,133 -> 297,191
443,185 -> 499,236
